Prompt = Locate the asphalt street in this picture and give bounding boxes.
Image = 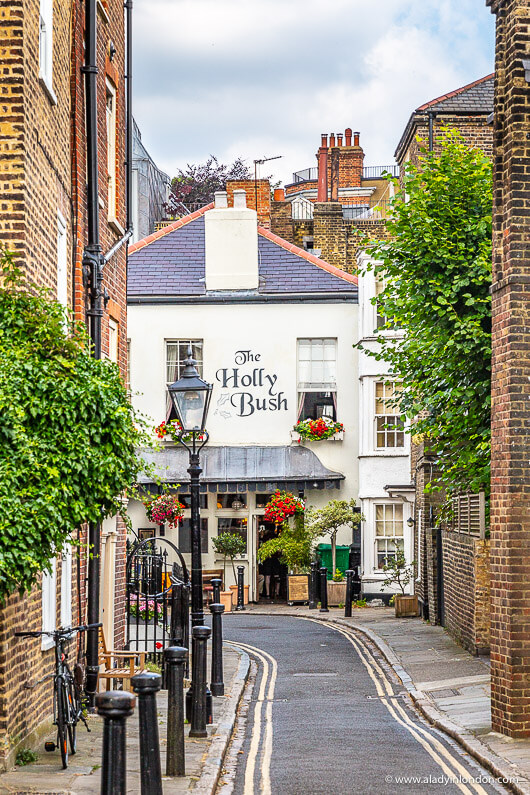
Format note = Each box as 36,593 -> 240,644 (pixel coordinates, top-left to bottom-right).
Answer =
220,614 -> 508,795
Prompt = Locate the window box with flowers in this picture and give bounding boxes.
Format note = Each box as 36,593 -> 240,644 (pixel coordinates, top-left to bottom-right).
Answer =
155,420 -> 205,446
291,417 -> 344,443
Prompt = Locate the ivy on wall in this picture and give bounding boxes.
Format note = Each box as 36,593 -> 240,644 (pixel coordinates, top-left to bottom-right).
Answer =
0,251 -> 148,601
359,132 -> 492,497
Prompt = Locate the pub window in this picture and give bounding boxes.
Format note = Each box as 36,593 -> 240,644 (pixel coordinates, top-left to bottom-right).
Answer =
255,493 -> 274,509
165,340 -> 203,419
375,503 -> 404,569
297,338 -> 337,421
217,518 -> 248,552
179,518 -> 209,554
375,381 -> 404,448
176,493 -> 208,510
216,493 -> 247,510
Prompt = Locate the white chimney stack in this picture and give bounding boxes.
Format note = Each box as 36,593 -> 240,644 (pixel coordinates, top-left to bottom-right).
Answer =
205,189 -> 259,291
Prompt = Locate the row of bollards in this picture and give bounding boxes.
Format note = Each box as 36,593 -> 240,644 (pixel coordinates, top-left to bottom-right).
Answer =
308,564 -> 361,617
96,602 -> 225,792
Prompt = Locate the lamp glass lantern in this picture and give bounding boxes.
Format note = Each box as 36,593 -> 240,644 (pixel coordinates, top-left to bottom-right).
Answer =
168,348 -> 213,433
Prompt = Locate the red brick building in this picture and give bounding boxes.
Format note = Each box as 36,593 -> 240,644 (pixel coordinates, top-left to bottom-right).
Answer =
0,0 -> 129,766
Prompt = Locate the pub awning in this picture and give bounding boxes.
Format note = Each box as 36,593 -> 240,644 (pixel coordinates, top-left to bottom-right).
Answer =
138,445 -> 344,492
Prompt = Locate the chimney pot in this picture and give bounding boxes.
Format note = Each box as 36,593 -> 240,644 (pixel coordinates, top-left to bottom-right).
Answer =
337,134 -> 343,146
354,131 -> 360,146
345,128 -> 352,146
233,189 -> 247,209
329,133 -> 336,147
214,190 -> 228,209
321,134 -> 328,147
273,188 -> 285,202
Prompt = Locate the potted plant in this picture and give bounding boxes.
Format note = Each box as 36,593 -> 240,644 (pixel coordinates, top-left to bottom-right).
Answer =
293,417 -> 344,442
258,504 -> 316,604
212,532 -> 247,607
381,550 -> 417,617
327,568 -> 347,606
143,493 -> 184,528
305,498 -> 363,580
263,490 -> 305,526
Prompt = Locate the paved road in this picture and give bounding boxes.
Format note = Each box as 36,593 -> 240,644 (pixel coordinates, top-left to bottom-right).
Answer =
220,614 -> 508,795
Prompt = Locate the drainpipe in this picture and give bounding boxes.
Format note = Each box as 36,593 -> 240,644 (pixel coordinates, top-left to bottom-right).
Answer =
81,0 -> 103,708
428,112 -> 435,151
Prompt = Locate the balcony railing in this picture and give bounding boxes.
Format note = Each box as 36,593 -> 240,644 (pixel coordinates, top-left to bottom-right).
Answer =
343,199 -> 392,222
362,165 -> 400,179
292,167 -> 318,184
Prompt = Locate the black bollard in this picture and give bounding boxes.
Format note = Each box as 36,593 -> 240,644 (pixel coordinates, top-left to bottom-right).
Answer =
345,569 -> 354,618
211,577 -> 222,605
209,602 -> 225,696
236,565 -> 245,611
190,625 -> 211,737
131,672 -> 163,795
309,561 -> 319,609
164,646 -> 187,777
96,691 -> 135,795
319,567 -> 329,613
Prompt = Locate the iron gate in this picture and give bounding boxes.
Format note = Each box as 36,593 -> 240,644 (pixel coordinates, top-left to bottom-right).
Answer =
126,537 -> 190,675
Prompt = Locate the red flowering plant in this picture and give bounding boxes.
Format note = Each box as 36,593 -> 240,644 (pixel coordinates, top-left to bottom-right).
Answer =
143,493 -> 185,527
155,420 -> 204,444
294,416 -> 344,442
264,490 -> 305,526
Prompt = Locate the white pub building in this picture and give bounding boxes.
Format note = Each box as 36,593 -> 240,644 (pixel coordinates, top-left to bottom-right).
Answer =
126,190 -> 412,600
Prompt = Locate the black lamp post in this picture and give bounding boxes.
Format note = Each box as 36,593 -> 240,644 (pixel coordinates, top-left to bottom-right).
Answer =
168,347 -> 213,628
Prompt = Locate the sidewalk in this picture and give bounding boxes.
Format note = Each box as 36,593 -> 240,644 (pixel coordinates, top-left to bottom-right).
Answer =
240,603 -> 530,795
0,646 -> 249,795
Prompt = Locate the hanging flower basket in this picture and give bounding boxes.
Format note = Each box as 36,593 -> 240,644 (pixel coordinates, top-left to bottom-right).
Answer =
154,420 -> 204,444
264,490 -> 305,525
293,417 -> 344,441
144,494 -> 185,527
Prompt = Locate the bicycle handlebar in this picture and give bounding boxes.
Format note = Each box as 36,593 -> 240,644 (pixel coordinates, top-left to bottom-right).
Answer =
15,622 -> 102,639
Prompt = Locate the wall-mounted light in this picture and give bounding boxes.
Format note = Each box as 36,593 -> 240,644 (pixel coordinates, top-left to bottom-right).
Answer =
406,516 -> 415,528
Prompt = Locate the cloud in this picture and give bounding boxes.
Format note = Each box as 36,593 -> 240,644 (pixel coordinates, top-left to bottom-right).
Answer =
132,0 -> 495,185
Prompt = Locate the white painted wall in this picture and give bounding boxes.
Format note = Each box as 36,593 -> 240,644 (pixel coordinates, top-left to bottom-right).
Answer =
357,252 -> 413,595
128,298 -> 359,597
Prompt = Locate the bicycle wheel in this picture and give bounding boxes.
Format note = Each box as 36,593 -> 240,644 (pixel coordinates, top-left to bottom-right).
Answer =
55,679 -> 69,769
67,678 -> 78,755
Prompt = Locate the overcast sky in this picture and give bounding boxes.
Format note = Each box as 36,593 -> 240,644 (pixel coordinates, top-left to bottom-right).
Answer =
133,1 -> 495,187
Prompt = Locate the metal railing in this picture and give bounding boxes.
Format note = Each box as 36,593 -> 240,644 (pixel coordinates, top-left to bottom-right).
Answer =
362,165 -> 400,179
449,492 -> 486,538
343,199 -> 392,222
292,167 -> 318,183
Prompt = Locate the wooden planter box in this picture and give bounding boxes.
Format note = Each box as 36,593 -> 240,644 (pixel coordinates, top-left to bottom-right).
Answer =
395,594 -> 419,617
220,591 -> 232,613
287,574 -> 309,604
327,581 -> 347,606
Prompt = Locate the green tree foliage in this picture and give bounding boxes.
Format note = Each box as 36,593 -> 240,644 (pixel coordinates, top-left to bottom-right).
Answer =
381,550 -> 415,595
305,499 -> 362,575
0,251 -> 148,601
257,514 -> 317,573
360,132 -> 492,497
212,531 -> 247,583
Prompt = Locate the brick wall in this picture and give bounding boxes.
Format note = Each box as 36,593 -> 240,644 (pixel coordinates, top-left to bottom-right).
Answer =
441,530 -> 491,655
397,115 -> 493,172
226,179 -> 271,228
487,0 -> 530,738
313,202 -> 345,269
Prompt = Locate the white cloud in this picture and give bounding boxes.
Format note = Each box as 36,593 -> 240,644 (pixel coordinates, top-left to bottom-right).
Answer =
132,0 -> 495,185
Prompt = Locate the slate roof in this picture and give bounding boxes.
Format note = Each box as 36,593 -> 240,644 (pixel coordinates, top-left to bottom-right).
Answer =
128,207 -> 357,300
395,74 -> 494,162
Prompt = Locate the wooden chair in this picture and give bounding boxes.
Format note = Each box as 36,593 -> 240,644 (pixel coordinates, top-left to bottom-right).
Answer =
202,569 -> 224,604
97,626 -> 147,691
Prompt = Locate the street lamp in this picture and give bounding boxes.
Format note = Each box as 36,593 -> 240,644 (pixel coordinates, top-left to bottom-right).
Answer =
168,347 -> 213,627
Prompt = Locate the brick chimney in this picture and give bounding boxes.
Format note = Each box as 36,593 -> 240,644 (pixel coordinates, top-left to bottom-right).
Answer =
317,134 -> 329,202
226,178 -> 271,228
338,128 -> 364,188
204,190 -> 259,291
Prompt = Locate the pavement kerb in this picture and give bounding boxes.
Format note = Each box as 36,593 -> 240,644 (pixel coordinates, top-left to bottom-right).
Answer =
191,647 -> 250,795
231,610 -> 530,795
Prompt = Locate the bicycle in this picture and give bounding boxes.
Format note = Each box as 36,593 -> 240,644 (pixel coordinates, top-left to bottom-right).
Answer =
15,623 -> 102,769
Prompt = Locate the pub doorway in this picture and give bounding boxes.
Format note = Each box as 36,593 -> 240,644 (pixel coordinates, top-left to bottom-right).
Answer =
256,520 -> 288,602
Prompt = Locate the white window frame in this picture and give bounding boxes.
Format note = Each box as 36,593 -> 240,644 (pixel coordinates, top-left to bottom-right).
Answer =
41,558 -> 57,650
296,338 -> 337,421
108,317 -> 119,363
39,0 -> 56,102
374,502 -> 404,571
106,79 -> 117,225
57,211 -> 68,309
60,545 -> 72,628
374,380 -> 405,450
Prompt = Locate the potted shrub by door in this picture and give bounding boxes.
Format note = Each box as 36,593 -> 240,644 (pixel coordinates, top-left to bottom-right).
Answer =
327,569 -> 347,606
382,551 -> 418,617
212,532 -> 247,609
259,495 -> 314,604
